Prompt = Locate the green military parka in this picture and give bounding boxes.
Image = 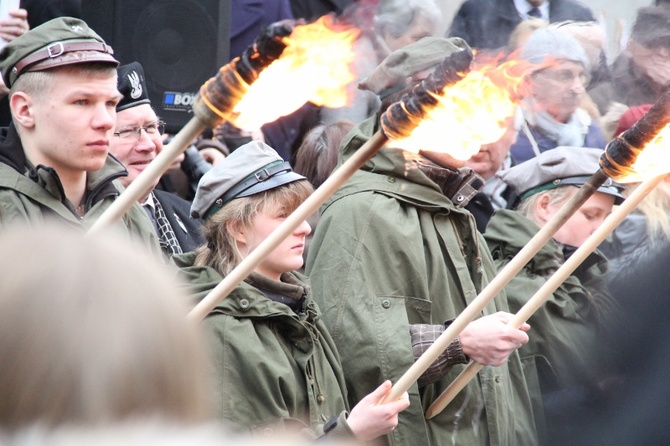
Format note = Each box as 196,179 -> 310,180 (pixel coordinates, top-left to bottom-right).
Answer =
0,124 -> 160,251
484,209 -> 619,440
305,118 -> 538,446
174,252 -> 355,439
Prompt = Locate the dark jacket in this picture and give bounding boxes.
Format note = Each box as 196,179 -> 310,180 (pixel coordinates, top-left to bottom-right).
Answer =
449,0 -> 595,51
153,189 -> 203,253
306,117 -> 537,446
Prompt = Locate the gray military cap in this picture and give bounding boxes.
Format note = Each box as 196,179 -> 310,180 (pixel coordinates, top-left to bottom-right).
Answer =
498,146 -> 625,204
191,141 -> 306,220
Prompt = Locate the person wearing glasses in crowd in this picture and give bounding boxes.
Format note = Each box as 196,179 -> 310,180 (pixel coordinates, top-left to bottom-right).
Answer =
109,61 -> 204,256
0,17 -> 160,255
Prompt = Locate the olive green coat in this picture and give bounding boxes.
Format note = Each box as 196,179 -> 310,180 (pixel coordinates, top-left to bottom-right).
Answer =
0,124 -> 159,252
484,209 -> 617,439
175,253 -> 354,438
305,118 -> 538,446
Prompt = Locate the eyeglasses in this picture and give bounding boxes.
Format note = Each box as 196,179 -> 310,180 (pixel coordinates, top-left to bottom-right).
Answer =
533,68 -> 587,85
113,120 -> 166,141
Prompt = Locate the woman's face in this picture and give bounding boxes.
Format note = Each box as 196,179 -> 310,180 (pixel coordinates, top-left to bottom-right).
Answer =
539,189 -> 615,247
238,208 -> 311,281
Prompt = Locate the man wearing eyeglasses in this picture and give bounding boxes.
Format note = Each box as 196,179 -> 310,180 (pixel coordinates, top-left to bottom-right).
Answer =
509,27 -> 606,164
110,61 -> 204,256
0,17 -> 160,256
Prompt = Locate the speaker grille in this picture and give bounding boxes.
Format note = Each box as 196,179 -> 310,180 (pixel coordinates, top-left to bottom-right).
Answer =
82,0 -> 231,133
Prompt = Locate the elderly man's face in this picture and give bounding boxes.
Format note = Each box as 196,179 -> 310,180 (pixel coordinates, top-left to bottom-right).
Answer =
530,60 -> 586,122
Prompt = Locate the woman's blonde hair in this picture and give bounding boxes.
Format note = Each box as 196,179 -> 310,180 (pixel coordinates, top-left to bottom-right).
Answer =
194,180 -> 314,275
516,186 -> 577,226
0,223 -> 213,431
628,176 -> 670,241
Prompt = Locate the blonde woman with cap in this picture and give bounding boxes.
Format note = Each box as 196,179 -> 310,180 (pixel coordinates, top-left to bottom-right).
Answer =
173,140 -> 409,441
484,146 -> 624,444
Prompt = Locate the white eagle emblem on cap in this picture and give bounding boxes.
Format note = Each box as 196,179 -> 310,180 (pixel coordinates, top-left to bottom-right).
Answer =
128,71 -> 143,99
70,25 -> 84,32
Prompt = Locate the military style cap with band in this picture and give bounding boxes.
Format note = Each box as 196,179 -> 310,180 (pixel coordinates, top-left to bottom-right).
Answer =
358,36 -> 470,99
191,141 -> 306,220
0,16 -> 118,89
498,146 -> 625,204
117,61 -> 151,111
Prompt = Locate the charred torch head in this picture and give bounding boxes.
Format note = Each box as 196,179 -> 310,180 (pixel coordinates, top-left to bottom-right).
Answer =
191,20 -> 295,128
360,37 -> 473,141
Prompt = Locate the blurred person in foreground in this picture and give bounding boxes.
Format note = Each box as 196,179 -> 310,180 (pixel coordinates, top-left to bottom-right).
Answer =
0,17 -> 160,255
486,146 -> 624,444
306,36 -> 537,445
0,224 -> 212,432
174,140 -> 409,441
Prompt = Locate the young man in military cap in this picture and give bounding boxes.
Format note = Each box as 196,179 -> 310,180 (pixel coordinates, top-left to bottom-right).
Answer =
110,61 -> 204,256
306,36 -> 538,445
0,17 -> 159,251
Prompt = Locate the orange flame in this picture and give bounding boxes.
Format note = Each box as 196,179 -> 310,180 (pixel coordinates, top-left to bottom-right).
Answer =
230,16 -> 360,130
389,55 -> 534,160
618,124 -> 670,183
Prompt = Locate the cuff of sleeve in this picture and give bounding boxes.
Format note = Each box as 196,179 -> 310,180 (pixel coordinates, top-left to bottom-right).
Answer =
322,411 -> 356,440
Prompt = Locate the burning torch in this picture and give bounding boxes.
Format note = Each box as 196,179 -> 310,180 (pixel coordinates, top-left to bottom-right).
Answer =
420,91 -> 670,417
89,18 -> 357,234
186,39 -> 478,322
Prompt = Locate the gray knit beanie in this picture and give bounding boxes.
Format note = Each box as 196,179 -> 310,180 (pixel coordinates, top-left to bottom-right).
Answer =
521,27 -> 590,72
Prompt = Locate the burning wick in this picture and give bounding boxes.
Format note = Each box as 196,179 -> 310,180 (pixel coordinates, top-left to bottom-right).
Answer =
194,16 -> 360,131
382,51 -> 534,160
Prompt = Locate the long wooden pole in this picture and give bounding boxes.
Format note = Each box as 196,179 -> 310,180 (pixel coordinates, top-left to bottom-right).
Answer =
186,130 -> 389,323
88,116 -> 207,235
382,170 -> 609,402
424,173 -> 665,418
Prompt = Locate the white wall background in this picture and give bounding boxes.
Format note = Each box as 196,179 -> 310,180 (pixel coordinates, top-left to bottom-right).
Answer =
438,0 -> 655,59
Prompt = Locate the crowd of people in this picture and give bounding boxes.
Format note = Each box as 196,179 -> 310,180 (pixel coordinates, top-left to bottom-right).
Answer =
0,0 -> 669,445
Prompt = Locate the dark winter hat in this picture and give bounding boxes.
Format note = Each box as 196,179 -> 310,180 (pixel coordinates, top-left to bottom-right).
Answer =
521,27 -> 590,72
0,16 -> 118,89
191,141 -> 306,220
116,62 -> 151,111
498,146 -> 625,204
358,36 -> 471,98
631,6 -> 670,48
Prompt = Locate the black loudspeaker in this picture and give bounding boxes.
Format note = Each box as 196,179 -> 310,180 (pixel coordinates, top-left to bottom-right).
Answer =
81,0 -> 231,133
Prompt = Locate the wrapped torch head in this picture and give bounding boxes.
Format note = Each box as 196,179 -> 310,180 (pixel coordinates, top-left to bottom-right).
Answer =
192,20 -> 295,128
600,91 -> 670,181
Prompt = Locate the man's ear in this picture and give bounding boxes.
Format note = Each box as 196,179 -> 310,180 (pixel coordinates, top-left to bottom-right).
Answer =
9,92 -> 35,129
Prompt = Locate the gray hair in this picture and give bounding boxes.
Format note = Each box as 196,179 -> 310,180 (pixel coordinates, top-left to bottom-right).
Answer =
375,0 -> 443,38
